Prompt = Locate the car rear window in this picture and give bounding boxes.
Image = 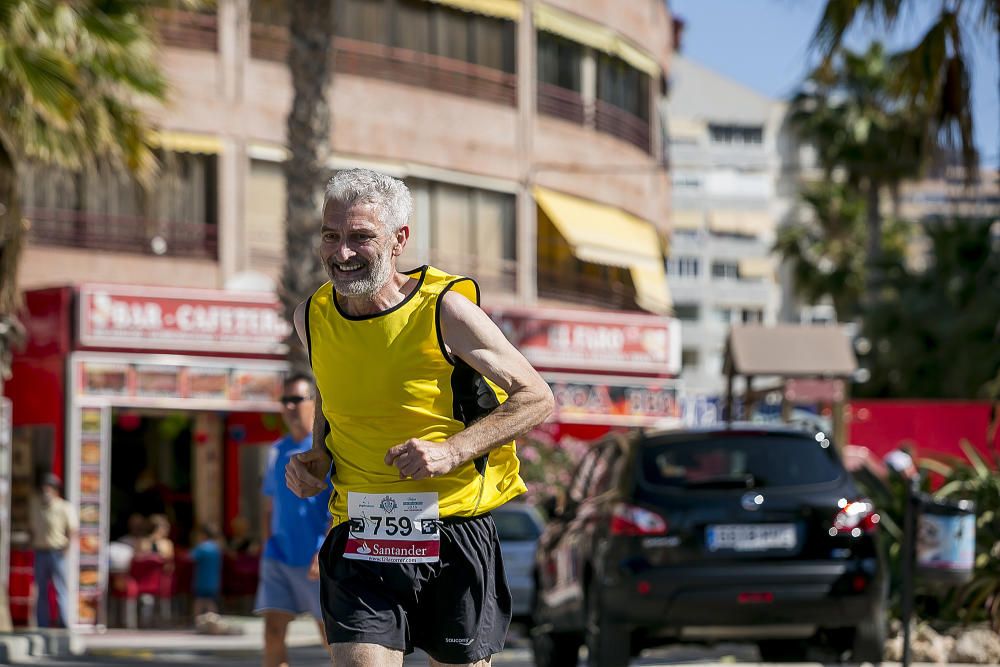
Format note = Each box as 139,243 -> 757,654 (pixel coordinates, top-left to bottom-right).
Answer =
641,435 -> 843,489
493,509 -> 542,541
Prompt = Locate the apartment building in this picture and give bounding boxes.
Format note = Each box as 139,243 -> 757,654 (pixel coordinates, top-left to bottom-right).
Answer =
664,56 -> 791,397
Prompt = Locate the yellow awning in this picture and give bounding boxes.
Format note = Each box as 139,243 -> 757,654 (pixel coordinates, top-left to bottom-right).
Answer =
667,116 -> 706,140
738,256 -> 776,280
428,0 -> 521,20
671,209 -> 703,231
630,264 -> 672,314
534,4 -> 660,78
150,130 -> 223,155
534,187 -> 672,315
707,210 -> 772,237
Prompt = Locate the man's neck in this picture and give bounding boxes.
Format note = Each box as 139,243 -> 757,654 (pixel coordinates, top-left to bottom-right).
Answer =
288,427 -> 309,442
338,271 -> 413,317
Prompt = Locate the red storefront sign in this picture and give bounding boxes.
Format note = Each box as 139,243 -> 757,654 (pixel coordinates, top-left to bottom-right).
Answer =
78,284 -> 290,354
546,373 -> 682,426
491,307 -> 680,375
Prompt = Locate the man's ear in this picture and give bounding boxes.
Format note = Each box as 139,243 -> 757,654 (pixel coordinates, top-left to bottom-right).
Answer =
393,225 -> 410,257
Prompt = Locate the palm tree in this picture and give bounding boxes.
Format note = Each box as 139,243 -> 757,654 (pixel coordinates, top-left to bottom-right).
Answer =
774,181 -> 909,322
788,43 -> 926,298
0,0 -> 167,632
811,0 -> 998,177
279,1 -> 335,375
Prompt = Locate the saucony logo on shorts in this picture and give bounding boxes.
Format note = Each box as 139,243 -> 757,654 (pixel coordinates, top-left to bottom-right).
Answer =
444,638 -> 475,645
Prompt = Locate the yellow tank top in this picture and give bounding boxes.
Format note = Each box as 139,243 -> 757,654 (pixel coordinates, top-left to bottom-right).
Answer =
307,265 -> 526,526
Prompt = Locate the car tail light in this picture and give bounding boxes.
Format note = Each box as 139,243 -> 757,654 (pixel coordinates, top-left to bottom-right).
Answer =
831,500 -> 880,536
610,503 -> 668,536
737,592 -> 774,604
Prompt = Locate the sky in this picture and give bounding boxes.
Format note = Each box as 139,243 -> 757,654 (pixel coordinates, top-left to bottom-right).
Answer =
668,0 -> 999,167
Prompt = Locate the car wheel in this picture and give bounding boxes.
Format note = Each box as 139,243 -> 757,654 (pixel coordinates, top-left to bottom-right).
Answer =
757,639 -> 810,662
851,615 -> 886,663
585,584 -> 630,667
531,626 -> 581,667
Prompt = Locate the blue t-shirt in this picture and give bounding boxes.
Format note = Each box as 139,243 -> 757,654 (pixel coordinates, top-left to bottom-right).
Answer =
263,434 -> 332,567
191,540 -> 222,596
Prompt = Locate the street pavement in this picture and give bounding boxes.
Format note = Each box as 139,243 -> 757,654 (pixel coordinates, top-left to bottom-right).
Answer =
17,618 -> 994,666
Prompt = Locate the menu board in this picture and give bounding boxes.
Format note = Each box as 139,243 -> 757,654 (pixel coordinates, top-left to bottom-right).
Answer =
81,363 -> 130,396
74,407 -> 108,627
76,358 -> 284,408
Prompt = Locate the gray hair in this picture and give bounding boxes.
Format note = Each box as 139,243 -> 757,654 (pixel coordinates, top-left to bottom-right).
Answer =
324,168 -> 413,233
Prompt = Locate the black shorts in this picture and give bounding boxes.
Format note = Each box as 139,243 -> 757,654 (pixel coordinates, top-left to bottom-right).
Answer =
318,512 -> 512,663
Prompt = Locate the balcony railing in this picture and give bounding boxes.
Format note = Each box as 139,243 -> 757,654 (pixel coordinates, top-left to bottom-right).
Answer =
537,82 -> 585,125
150,8 -> 218,52
25,208 -> 219,260
250,24 -> 517,107
595,100 -> 650,153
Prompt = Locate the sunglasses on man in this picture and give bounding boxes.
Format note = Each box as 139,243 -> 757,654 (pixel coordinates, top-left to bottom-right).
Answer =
280,394 -> 311,405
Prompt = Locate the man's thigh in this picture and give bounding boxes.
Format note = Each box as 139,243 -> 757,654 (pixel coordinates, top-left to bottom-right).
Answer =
330,642 -> 403,667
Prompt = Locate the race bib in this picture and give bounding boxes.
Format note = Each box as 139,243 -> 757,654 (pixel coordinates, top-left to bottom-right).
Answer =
344,492 -> 440,563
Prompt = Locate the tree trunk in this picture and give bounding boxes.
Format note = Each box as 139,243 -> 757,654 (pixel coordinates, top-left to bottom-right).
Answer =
863,178 -> 883,304
281,1 -> 335,375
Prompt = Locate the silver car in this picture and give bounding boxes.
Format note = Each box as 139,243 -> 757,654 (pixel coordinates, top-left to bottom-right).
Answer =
493,502 -> 545,620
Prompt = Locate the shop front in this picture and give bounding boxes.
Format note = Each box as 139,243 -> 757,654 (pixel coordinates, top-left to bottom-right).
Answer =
5,284 -> 290,629
489,306 -> 683,439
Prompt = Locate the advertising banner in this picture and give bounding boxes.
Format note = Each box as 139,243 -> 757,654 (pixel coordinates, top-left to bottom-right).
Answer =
545,373 -> 682,427
78,284 -> 290,354
491,307 -> 680,375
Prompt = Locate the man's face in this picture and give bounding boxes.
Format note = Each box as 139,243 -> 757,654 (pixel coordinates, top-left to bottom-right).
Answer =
320,200 -> 408,297
280,379 -> 315,433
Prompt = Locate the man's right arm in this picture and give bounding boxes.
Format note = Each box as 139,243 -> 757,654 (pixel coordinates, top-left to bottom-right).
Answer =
293,300 -> 329,457
286,300 -> 333,498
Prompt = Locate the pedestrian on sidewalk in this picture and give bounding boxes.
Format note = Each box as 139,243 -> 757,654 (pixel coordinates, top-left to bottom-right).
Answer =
28,473 -> 78,628
254,373 -> 332,667
285,169 -> 553,667
192,523 -> 223,618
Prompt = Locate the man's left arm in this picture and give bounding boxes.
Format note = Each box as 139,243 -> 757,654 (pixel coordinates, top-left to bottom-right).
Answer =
385,290 -> 554,479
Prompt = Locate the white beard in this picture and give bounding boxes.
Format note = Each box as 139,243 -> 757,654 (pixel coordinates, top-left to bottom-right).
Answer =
328,242 -> 395,298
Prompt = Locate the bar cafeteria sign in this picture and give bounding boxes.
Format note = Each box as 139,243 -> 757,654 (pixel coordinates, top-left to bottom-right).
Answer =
78,284 -> 290,354
491,308 -> 680,375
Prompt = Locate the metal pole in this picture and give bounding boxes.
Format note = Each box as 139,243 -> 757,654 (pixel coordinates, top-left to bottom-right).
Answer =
900,477 -> 919,667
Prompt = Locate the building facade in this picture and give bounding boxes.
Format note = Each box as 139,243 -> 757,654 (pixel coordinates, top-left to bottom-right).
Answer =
9,0 -> 680,628
663,56 -> 791,398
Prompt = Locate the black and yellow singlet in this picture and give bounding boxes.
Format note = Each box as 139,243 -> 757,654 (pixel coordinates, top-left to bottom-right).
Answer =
306,265 -> 526,526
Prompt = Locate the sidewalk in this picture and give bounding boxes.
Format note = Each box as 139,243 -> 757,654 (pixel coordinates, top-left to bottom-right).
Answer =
81,615 -> 324,660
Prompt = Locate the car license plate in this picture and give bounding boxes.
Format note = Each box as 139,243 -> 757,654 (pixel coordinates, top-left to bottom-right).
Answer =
706,524 -> 797,552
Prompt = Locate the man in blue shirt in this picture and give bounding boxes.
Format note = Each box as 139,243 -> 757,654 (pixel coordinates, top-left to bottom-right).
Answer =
254,373 -> 332,667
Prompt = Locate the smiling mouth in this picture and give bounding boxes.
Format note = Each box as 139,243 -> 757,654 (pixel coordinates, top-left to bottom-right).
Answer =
333,262 -> 367,275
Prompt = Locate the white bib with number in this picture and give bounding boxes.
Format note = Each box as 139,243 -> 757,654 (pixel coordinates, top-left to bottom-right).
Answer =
344,491 -> 440,563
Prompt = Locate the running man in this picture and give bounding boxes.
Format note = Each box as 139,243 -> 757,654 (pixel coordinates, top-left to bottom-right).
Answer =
285,168 -> 553,667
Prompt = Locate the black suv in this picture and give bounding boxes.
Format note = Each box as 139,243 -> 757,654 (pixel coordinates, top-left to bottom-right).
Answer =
531,426 -> 886,666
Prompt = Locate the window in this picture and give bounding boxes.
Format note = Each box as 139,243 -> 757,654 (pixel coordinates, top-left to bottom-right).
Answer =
711,261 -> 739,280
666,256 -> 700,278
537,32 -> 582,92
567,447 -> 602,504
674,303 -> 700,321
681,348 -> 700,370
21,151 -> 218,257
335,0 -> 515,72
742,308 -> 763,324
713,307 -> 734,324
587,443 -> 623,497
336,0 -> 388,44
406,178 -> 516,291
708,124 -> 764,145
597,53 -> 649,121
641,435 -> 843,490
